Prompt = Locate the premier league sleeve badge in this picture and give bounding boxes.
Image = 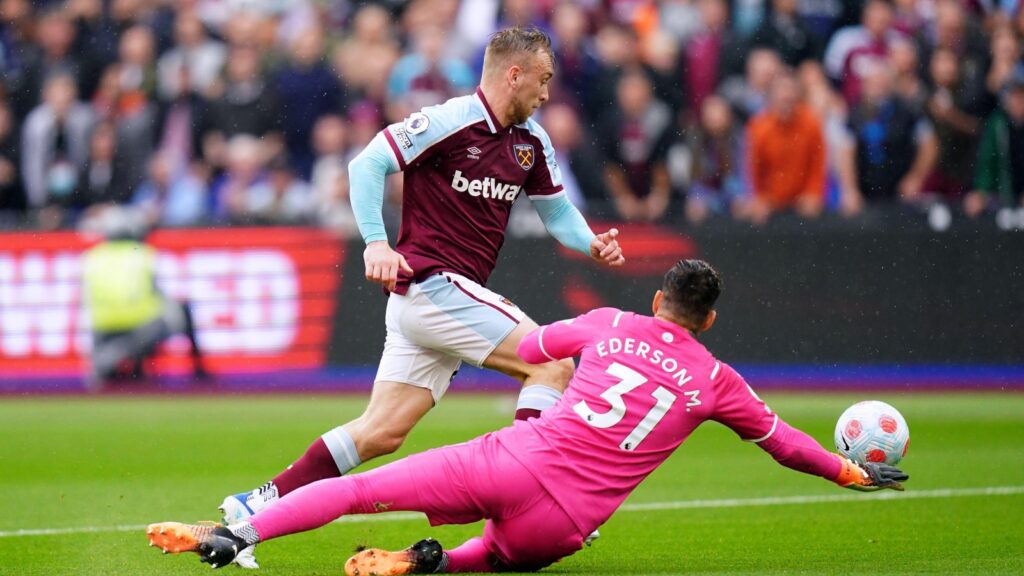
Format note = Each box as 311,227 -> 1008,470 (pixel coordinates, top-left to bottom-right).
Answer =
405,112 -> 430,135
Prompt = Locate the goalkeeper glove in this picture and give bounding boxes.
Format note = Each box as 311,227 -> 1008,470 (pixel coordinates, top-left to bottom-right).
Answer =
834,456 -> 909,491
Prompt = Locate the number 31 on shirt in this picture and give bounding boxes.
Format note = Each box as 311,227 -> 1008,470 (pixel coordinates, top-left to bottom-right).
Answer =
574,362 -> 686,451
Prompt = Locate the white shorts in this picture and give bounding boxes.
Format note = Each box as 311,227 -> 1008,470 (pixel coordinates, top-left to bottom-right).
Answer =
375,272 -> 527,402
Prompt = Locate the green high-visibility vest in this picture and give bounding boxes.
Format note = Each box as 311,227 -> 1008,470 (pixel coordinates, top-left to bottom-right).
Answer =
82,240 -> 163,332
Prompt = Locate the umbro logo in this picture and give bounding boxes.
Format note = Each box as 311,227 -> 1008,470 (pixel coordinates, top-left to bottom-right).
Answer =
467,147 -> 481,159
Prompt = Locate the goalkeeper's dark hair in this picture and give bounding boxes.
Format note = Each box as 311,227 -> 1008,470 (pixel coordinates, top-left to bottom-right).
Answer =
660,259 -> 722,327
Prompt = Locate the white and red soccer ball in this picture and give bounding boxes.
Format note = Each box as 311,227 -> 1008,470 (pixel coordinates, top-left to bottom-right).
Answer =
834,401 -> 910,466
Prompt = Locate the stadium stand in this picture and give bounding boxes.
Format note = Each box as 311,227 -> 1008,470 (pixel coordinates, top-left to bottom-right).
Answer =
0,0 -> 1022,232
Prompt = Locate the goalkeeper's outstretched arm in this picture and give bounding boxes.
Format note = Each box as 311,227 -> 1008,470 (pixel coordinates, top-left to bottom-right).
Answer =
755,418 -> 909,491
710,362 -> 908,491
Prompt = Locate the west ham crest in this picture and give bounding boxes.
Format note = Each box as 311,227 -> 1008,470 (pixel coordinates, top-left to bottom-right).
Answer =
513,143 -> 534,171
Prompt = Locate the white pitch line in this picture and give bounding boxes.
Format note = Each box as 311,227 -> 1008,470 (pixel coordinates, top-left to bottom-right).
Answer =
0,513 -> 427,539
2,485 -> 1022,539
618,485 -> 1024,511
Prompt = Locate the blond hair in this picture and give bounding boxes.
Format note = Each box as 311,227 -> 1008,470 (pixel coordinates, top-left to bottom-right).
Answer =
482,26 -> 554,78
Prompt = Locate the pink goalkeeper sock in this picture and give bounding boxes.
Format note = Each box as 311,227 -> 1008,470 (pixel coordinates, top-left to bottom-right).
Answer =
444,537 -> 496,573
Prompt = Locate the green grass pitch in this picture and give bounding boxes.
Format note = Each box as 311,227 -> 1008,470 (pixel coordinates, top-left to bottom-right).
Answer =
1,392 -> 1022,575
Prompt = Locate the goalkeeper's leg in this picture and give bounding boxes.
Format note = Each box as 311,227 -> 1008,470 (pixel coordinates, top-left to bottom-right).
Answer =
245,447 -> 485,542
236,436 -> 585,573
342,436 -> 585,574
149,444 -> 482,569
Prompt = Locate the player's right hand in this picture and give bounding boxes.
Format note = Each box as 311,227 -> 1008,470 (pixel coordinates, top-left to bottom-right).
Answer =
364,241 -> 413,293
590,228 -> 625,267
835,456 -> 909,492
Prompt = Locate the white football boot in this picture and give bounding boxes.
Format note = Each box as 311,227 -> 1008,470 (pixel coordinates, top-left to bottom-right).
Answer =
218,483 -> 279,569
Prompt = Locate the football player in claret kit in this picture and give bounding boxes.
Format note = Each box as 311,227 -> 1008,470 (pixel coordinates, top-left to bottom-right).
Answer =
208,26 -> 624,567
147,260 -> 908,573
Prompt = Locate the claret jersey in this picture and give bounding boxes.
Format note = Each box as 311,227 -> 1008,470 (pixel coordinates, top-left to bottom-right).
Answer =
381,88 -> 564,293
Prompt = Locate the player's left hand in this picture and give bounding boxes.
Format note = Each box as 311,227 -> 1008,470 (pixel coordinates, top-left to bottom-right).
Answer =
836,456 -> 909,491
590,228 -> 625,267
858,461 -> 909,491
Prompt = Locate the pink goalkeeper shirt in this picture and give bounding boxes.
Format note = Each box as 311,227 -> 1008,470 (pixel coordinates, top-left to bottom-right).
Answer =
498,307 -> 841,535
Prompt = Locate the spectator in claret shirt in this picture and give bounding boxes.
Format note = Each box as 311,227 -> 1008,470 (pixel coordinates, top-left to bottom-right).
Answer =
742,70 -> 826,225
684,0 -> 742,116
599,67 -> 675,223
824,0 -> 901,107
837,63 -> 939,214
965,70 -> 1024,218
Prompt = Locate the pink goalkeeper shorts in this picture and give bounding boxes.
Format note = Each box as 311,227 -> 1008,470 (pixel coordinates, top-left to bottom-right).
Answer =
352,432 -> 585,570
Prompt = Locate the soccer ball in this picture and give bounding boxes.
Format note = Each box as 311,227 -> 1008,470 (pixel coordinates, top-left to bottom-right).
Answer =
834,401 -> 910,466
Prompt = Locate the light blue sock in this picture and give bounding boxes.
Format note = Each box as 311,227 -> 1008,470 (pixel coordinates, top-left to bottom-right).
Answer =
320,426 -> 362,475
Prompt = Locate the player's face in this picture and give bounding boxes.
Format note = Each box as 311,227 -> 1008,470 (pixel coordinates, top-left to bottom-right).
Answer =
510,50 -> 554,124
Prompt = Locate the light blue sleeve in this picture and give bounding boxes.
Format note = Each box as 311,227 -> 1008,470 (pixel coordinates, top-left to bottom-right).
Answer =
348,132 -> 401,244
384,96 -> 477,168
532,194 -> 596,257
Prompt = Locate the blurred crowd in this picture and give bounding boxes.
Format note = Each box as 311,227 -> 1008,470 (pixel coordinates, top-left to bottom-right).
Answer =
1,0 -> 1023,234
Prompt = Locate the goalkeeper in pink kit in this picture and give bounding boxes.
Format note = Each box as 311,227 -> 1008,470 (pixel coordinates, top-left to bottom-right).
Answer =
147,260 -> 908,573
